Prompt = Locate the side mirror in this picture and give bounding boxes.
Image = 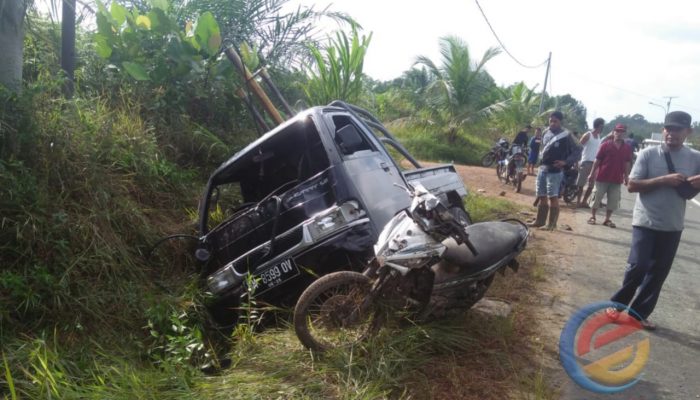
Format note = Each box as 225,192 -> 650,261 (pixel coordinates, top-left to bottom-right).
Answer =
336,125 -> 364,155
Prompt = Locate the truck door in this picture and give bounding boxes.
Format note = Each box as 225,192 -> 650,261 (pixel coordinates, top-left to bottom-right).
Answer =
328,114 -> 411,233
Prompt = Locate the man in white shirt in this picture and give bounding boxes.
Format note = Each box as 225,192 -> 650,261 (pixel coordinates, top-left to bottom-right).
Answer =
576,118 -> 604,207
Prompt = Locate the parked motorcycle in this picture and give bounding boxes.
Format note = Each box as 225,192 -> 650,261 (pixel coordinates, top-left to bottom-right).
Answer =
481,138 -> 510,167
497,144 -> 528,193
293,183 -> 529,351
560,165 -> 579,204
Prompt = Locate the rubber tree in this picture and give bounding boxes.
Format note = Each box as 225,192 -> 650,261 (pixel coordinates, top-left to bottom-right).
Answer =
62,0 -> 76,97
0,0 -> 28,93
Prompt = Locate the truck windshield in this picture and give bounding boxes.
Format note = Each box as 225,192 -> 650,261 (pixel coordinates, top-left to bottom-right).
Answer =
206,117 -> 332,232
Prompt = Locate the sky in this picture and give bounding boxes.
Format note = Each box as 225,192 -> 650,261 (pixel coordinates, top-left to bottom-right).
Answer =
292,0 -> 700,126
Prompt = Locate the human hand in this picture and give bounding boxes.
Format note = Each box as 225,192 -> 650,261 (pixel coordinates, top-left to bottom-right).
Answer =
624,175 -> 629,186
553,160 -> 566,168
663,173 -> 688,187
687,174 -> 700,189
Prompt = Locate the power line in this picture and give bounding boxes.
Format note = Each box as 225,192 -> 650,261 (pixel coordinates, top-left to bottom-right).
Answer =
564,71 -> 700,113
473,0 -> 548,69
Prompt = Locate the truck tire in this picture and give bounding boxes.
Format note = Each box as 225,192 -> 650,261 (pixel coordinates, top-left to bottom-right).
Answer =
293,271 -> 381,352
450,206 -> 473,226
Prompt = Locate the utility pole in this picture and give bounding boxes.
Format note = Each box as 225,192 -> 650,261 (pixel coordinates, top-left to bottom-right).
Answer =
649,102 -> 666,121
664,96 -> 677,114
538,52 -> 552,114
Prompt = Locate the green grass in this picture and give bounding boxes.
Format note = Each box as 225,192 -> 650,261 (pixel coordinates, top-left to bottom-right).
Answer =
385,123 -> 492,165
464,192 -> 522,222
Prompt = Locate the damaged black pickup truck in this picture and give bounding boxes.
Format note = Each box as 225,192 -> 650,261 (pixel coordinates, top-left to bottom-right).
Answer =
196,101 -> 470,327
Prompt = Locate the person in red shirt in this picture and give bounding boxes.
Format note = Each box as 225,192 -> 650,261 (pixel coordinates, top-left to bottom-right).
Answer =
586,124 -> 633,227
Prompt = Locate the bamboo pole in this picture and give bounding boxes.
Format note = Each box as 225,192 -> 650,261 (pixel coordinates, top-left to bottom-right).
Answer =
224,47 -> 284,126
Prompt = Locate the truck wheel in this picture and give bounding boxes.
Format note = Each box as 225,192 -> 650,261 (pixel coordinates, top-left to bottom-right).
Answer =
481,152 -> 496,167
450,206 -> 473,226
293,271 -> 381,352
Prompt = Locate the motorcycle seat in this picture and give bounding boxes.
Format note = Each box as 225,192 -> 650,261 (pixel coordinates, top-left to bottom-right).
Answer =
440,221 -> 528,273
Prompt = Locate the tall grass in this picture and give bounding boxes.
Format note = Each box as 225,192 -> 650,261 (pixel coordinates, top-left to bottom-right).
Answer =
0,80 -> 227,398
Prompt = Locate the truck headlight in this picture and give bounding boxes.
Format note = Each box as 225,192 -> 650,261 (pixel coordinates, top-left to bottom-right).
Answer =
207,266 -> 243,295
304,201 -> 365,241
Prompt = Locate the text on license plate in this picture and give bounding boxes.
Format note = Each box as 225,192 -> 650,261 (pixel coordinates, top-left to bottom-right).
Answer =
249,258 -> 300,294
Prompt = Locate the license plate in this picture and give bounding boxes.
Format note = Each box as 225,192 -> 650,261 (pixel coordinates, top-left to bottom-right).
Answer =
249,258 -> 300,295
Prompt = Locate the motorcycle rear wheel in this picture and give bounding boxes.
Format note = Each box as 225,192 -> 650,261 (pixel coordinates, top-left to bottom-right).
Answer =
293,271 -> 382,352
563,185 -> 578,204
481,152 -> 496,167
463,274 -> 496,310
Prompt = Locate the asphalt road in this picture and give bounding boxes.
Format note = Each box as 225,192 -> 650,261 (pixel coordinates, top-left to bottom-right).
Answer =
557,190 -> 700,400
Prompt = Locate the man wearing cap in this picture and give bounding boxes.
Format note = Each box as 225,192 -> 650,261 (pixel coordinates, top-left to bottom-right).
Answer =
586,123 -> 633,227
607,111 -> 700,330
576,118 -> 605,207
529,111 -> 581,230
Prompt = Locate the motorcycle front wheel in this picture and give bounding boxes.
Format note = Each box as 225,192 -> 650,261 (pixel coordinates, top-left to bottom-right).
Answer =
514,174 -> 523,193
293,271 -> 382,352
496,163 -> 505,182
481,152 -> 496,167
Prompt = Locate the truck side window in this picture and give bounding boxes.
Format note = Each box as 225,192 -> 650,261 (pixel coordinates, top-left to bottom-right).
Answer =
332,115 -> 373,155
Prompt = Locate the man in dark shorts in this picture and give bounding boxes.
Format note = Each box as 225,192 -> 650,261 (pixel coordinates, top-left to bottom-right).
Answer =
607,111 -> 700,330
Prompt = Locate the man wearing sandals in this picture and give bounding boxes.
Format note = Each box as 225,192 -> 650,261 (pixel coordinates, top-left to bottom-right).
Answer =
607,111 -> 700,330
587,124 -> 633,227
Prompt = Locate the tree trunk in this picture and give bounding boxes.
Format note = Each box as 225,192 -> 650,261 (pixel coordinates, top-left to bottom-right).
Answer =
0,0 -> 27,93
61,0 -> 76,98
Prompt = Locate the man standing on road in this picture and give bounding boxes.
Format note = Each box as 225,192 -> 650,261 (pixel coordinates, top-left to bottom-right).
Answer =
513,124 -> 531,148
529,111 -> 581,230
575,118 -> 605,207
608,111 -> 700,330
587,124 -> 633,227
527,127 -> 543,176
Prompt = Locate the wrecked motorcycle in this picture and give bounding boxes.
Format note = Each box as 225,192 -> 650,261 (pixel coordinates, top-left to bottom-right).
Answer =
293,184 -> 529,351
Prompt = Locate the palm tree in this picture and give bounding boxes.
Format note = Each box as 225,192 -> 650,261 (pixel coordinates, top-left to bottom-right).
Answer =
489,81 -> 543,135
177,0 -> 356,69
414,36 -> 501,144
302,27 -> 372,106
